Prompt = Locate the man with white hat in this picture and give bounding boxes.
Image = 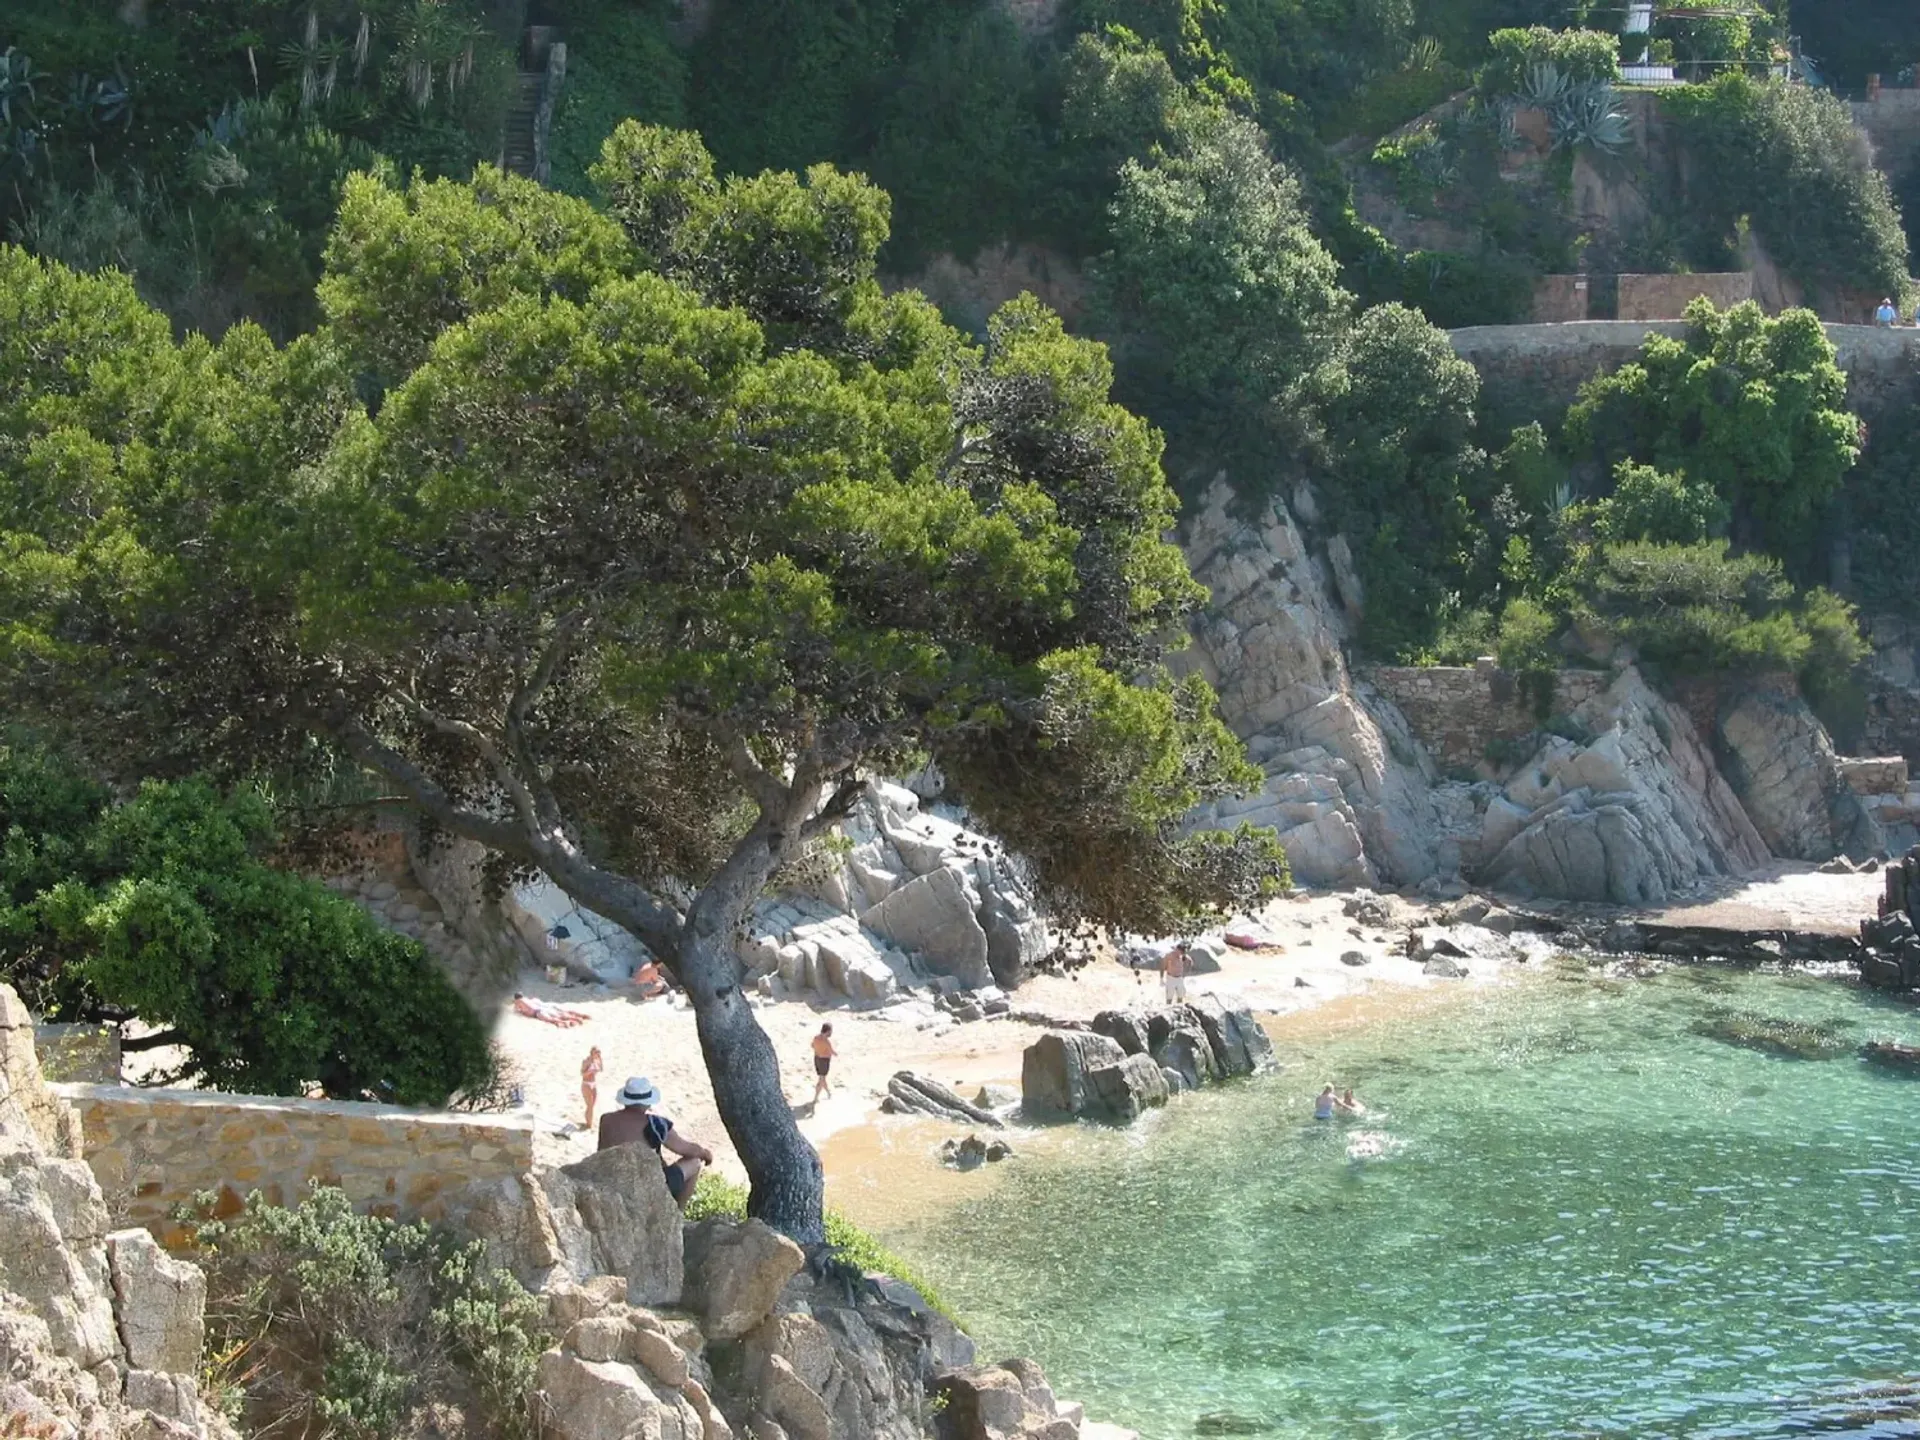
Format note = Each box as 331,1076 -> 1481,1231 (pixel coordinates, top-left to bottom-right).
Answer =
597,1076 -> 714,1210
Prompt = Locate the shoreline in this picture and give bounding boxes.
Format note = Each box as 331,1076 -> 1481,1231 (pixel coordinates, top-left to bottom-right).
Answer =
486,888 -> 1508,1187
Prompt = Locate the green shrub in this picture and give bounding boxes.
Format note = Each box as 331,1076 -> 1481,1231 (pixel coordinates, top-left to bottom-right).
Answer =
1582,539 -> 1865,695
1591,461 -> 1726,544
0,745 -> 493,1105
1398,247 -> 1534,327
1564,299 -> 1859,565
191,1186 -> 549,1440
1476,27 -> 1621,99
1660,75 -> 1911,302
686,1174 -> 956,1321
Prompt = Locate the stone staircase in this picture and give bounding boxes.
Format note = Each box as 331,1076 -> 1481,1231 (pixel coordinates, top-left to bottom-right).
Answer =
501,68 -> 542,177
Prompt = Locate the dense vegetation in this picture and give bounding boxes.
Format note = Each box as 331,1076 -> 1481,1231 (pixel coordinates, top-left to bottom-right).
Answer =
2,0 -> 1915,1223
0,746 -> 493,1104
0,121 -> 1287,1236
192,1185 -> 549,1440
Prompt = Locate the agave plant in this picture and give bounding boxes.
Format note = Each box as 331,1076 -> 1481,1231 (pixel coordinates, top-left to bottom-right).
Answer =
1552,81 -> 1631,154
0,47 -> 40,129
1517,61 -> 1570,110
66,67 -> 133,132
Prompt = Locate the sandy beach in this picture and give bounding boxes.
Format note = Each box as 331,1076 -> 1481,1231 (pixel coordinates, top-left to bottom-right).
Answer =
493,888 -> 1500,1193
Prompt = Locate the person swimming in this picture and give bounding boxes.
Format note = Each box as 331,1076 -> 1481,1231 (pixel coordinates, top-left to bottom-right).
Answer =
1337,1087 -> 1367,1116
1314,1084 -> 1337,1119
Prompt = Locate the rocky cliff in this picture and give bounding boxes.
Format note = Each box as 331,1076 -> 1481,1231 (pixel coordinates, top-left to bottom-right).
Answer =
0,985 -> 225,1440
1176,481 -> 1445,889
1174,480 -> 1884,905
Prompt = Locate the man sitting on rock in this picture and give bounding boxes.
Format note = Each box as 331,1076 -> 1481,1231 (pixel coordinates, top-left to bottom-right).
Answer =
598,1076 -> 713,1210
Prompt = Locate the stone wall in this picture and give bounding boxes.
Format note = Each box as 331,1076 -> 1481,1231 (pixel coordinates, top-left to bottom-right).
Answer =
1531,274 -> 1590,322
1854,89 -> 1920,183
1451,321 -> 1920,436
54,1083 -> 535,1241
1617,272 -> 1752,320
1363,662 -> 1614,774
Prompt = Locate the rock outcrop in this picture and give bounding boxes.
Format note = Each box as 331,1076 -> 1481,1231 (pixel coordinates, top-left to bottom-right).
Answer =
466,1142 -> 685,1304
1472,669 -> 1772,904
1716,684 -> 1883,863
1027,998 -> 1276,1120
1177,481 -> 1444,888
0,984 -> 226,1440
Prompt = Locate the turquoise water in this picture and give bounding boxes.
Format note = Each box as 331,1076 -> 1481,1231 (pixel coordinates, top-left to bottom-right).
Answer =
881,965 -> 1920,1438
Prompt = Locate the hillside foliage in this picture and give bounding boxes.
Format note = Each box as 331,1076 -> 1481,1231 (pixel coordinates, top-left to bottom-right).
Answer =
0,746 -> 493,1104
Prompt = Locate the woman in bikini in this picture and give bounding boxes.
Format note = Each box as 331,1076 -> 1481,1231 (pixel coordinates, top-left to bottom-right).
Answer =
581,1045 -> 604,1130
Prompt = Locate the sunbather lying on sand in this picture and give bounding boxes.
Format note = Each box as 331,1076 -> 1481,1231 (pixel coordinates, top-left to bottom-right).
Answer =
513,992 -> 590,1027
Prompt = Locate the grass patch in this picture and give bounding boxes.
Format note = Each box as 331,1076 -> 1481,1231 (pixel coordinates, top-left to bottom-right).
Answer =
686,1175 -> 957,1322
1692,1010 -> 1854,1060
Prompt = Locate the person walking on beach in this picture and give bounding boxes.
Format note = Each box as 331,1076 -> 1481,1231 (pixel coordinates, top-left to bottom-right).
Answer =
598,1077 -> 713,1210
810,1024 -> 837,1104
580,1045 -> 603,1130
1163,940 -> 1191,1003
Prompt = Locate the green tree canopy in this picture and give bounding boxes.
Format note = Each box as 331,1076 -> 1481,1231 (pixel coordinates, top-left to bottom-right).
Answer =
0,747 -> 491,1104
0,124 -> 1284,1239
1564,299 -> 1860,562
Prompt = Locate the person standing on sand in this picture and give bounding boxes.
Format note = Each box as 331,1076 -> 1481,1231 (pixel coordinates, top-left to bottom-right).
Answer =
598,1077 -> 713,1210
581,1045 -> 603,1130
1163,940 -> 1191,1003
811,1024 -> 837,1104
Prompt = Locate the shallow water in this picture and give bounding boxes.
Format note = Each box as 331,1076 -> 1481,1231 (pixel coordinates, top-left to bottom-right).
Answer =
877,965 -> 1920,1439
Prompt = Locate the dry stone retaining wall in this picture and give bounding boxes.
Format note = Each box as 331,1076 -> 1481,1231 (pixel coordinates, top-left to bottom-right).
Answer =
1616,272 -> 1752,320
54,1083 -> 535,1240
1363,663 -> 1613,774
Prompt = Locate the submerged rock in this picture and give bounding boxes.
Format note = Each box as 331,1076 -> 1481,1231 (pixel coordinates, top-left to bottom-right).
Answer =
1692,1010 -> 1854,1060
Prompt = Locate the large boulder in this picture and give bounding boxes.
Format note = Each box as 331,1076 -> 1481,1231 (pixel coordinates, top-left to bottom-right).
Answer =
1718,685 -> 1884,862
106,1230 -> 205,1376
0,985 -> 225,1440
682,1219 -> 806,1342
484,1144 -> 684,1305
1020,1033 -> 1127,1119
536,1349 -> 706,1440
932,1359 -> 1080,1440
1150,1027 -> 1217,1091
1084,1055 -> 1169,1123
1,984 -> 82,1158
862,868 -> 994,990
1476,669 -> 1773,903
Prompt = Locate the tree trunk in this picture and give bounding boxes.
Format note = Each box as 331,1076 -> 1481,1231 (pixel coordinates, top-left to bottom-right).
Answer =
677,924 -> 826,1243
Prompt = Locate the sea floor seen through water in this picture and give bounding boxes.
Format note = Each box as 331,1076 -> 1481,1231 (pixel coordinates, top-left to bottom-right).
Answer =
873,962 -> 1920,1439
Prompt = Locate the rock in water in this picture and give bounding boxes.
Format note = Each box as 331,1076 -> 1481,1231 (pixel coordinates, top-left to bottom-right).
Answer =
884,1072 -> 1004,1128
1086,1054 -> 1170,1121
1021,1032 -> 1128,1118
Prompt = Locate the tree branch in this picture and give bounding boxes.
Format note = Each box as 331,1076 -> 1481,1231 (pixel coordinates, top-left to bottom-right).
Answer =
799,773 -> 865,842
725,735 -> 790,816
503,610 -> 590,835
394,688 -> 544,839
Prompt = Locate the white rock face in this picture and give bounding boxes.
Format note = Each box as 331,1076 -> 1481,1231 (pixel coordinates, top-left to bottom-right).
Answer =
0,984 -> 224,1440
1475,668 -> 1771,903
1717,686 -> 1884,862
1177,481 -> 1443,887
